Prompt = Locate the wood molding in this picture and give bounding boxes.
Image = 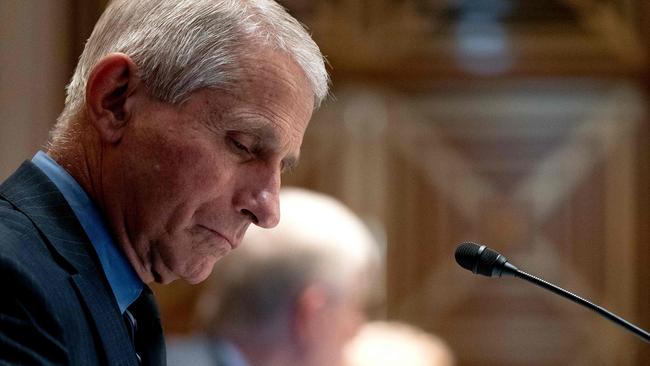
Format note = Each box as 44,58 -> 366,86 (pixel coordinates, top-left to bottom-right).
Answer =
279,0 -> 647,78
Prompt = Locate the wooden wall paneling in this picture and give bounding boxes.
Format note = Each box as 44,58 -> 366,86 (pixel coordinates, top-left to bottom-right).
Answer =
0,1 -> 73,179
634,99 -> 650,364
375,80 -> 645,365
634,0 -> 650,361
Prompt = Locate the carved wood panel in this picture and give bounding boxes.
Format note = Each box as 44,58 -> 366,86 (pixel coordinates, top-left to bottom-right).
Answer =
285,80 -> 646,365
277,0 -> 645,78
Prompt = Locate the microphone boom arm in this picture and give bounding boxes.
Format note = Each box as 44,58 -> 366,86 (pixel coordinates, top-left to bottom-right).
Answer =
454,242 -> 650,344
515,269 -> 650,344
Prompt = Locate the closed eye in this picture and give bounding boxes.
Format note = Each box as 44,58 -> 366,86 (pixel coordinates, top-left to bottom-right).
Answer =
227,136 -> 253,157
230,138 -> 249,153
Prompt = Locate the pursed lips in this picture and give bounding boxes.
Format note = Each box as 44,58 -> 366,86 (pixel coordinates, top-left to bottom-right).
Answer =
198,225 -> 237,249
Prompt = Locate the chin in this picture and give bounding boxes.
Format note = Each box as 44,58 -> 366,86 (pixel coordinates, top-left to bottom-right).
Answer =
179,257 -> 219,284
183,272 -> 210,285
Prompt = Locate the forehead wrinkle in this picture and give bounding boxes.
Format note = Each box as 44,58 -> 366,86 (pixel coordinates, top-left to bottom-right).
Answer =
239,50 -> 307,91
226,113 -> 282,145
229,106 -> 305,142
225,91 -> 307,133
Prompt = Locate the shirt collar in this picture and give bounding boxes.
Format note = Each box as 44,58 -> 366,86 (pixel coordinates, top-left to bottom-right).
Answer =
32,151 -> 143,313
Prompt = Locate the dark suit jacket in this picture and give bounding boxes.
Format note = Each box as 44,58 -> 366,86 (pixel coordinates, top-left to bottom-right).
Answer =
0,161 -> 165,365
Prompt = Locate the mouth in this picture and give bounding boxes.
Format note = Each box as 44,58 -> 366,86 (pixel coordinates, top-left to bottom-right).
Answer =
198,225 -> 236,249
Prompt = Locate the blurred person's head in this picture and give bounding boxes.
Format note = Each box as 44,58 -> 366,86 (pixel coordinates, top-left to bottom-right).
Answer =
343,321 -> 455,366
196,187 -> 381,366
46,0 -> 328,285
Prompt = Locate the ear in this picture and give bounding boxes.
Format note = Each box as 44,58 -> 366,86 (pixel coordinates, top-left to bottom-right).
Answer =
85,53 -> 140,144
292,284 -> 328,345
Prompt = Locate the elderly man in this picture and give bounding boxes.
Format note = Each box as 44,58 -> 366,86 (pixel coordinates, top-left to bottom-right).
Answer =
0,0 -> 327,365
167,188 -> 381,366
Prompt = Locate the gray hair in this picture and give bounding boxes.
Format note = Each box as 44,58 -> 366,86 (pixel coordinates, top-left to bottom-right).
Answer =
197,188 -> 380,339
52,0 -> 328,142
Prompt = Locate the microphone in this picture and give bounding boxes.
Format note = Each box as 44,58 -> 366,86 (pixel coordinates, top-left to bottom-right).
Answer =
455,242 -> 650,344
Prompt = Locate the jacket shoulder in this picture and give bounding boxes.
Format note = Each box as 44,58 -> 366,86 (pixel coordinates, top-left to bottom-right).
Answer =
0,198 -> 101,365
0,198 -> 70,364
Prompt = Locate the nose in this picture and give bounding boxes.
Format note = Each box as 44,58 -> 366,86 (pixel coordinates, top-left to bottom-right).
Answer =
235,167 -> 281,228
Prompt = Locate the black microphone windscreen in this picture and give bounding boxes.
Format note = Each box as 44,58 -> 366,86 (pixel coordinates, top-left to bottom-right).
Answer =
454,242 -> 482,272
455,242 -> 513,277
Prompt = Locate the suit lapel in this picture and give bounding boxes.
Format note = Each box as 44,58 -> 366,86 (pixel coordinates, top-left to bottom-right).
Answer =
71,275 -> 139,365
0,161 -> 139,365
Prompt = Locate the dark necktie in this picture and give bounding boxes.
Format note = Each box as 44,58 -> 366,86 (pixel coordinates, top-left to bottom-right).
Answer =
123,308 -> 141,363
123,286 -> 166,366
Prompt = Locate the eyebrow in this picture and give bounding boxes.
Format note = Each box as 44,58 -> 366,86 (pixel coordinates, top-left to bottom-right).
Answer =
282,155 -> 299,174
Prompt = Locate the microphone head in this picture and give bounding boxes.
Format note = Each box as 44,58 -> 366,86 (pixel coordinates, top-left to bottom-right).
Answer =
454,242 -> 483,272
454,242 -> 518,277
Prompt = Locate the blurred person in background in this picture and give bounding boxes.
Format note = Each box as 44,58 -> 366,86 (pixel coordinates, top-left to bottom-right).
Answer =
0,0 -> 327,364
342,321 -> 455,366
167,187 -> 381,366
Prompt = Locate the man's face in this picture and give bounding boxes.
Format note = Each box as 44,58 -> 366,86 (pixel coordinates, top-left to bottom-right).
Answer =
107,49 -> 314,284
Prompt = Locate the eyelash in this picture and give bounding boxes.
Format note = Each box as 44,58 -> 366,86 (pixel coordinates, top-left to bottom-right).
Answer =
231,138 -> 248,152
228,136 -> 292,173
228,136 -> 254,159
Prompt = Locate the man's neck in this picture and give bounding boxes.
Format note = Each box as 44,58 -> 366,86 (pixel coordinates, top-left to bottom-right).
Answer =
48,128 -> 102,210
47,124 -> 151,284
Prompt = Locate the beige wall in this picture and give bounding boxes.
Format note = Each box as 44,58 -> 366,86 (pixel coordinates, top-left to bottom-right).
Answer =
0,1 -> 71,179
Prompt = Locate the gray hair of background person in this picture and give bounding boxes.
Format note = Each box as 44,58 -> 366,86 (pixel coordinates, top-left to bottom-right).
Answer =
343,321 -> 455,366
52,0 -> 329,143
196,187 -> 381,341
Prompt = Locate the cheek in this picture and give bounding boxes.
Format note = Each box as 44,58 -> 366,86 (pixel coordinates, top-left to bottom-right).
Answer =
152,140 -> 212,187
119,126 -> 235,252
136,133 -> 228,204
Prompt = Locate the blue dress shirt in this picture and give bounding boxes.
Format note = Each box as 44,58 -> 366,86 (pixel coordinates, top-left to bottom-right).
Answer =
32,151 -> 142,313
